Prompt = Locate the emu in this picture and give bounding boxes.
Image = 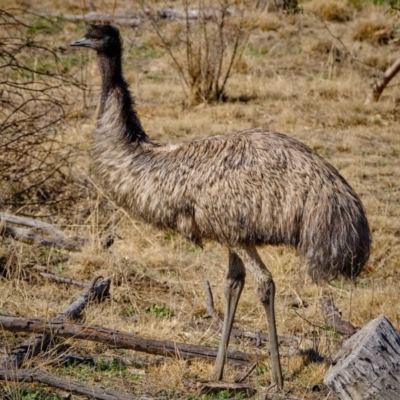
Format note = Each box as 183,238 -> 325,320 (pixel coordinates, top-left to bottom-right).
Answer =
71,24 -> 370,389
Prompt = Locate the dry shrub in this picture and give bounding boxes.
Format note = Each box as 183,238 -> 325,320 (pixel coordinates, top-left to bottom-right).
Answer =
150,0 -> 249,104
352,14 -> 396,44
0,10 -> 84,213
304,0 -> 354,22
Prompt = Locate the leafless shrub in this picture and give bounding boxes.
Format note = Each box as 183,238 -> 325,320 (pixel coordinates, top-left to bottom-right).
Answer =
149,0 -> 249,104
0,10 -> 84,214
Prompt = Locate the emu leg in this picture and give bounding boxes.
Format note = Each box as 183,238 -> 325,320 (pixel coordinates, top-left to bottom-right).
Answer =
210,249 -> 245,381
234,246 -> 283,389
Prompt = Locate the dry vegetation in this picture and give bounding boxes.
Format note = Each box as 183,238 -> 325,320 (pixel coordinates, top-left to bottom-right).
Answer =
1,0 -> 400,399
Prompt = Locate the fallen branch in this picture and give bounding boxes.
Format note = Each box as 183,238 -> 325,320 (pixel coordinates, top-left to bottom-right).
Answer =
0,213 -> 66,238
0,212 -> 85,251
234,361 -> 257,383
0,368 -> 137,400
157,7 -> 233,20
45,354 -> 165,368
320,298 -> 357,336
0,317 -> 257,364
39,272 -> 89,288
365,55 -> 400,103
0,225 -> 85,251
0,276 -> 111,368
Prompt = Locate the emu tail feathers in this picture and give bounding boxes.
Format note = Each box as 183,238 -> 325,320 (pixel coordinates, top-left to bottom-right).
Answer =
300,190 -> 371,282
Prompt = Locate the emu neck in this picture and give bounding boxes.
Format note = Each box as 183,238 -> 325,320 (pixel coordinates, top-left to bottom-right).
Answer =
97,53 -> 148,143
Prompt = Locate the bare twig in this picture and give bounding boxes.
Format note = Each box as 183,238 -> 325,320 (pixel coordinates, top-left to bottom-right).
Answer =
234,361 -> 257,383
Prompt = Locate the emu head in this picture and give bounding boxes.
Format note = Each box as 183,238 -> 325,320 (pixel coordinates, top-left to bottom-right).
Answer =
71,24 -> 122,56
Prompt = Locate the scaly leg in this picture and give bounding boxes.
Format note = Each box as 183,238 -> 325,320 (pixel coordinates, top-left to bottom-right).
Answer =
210,249 -> 245,381
234,246 -> 283,389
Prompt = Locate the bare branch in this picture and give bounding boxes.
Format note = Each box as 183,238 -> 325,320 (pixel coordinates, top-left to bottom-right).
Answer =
365,55 -> 400,103
0,316 -> 257,364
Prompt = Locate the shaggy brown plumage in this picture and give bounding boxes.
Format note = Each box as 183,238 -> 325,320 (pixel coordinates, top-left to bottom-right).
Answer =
71,24 -> 370,389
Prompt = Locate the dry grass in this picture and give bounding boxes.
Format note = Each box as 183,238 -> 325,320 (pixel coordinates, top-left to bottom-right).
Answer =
304,0 -> 354,22
352,12 -> 396,44
1,0 -> 400,399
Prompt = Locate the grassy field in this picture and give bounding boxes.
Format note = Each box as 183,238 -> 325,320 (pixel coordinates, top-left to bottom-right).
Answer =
1,0 -> 400,399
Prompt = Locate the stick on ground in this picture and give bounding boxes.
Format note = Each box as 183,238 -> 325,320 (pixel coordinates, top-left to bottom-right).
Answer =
0,368 -> 138,400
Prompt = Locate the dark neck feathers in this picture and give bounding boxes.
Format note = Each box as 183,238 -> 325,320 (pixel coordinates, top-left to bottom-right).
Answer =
97,51 -> 148,144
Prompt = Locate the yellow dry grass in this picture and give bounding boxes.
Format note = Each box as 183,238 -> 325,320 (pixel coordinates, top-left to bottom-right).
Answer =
1,1 -> 400,399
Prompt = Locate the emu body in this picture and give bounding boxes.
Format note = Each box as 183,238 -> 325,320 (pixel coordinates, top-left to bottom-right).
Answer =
72,25 -> 370,389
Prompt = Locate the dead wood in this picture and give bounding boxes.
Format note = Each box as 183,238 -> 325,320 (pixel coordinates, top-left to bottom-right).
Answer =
0,213 -> 65,238
0,212 -> 85,251
324,314 -> 400,400
39,272 -> 89,288
157,7 -> 231,20
45,354 -> 165,368
0,368 -> 138,400
183,379 -> 256,397
365,55 -> 400,103
0,224 -> 85,250
0,276 -> 111,368
199,380 -> 256,396
234,361 -> 257,383
0,316 -> 257,364
320,298 -> 357,336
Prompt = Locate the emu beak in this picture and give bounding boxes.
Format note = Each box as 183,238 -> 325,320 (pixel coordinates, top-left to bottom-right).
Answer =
70,37 -> 93,47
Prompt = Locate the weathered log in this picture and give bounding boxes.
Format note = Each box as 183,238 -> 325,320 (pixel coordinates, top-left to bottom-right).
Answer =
0,212 -> 86,250
0,276 -> 111,368
0,213 -> 66,238
0,224 -> 85,250
45,354 -> 165,368
0,316 -> 256,364
0,368 -> 138,400
324,314 -> 400,400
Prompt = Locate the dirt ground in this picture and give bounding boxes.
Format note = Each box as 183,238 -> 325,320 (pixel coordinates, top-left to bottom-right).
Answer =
0,0 -> 400,399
